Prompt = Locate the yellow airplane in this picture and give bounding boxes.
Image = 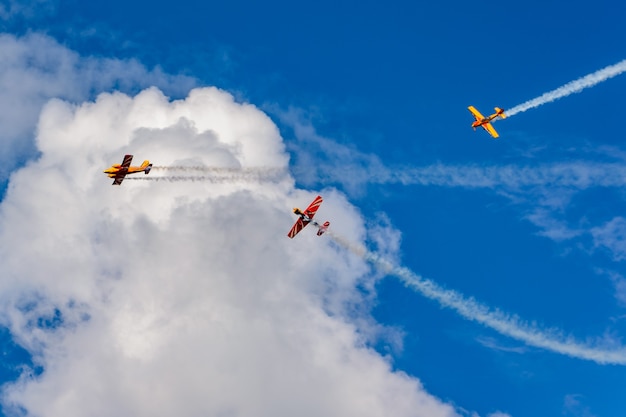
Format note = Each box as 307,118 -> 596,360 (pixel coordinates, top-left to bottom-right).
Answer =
103,154 -> 152,185
468,106 -> 506,138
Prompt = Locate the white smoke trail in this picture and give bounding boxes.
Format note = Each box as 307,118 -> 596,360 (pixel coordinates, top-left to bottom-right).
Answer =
374,162 -> 626,189
324,230 -> 626,365
505,59 -> 626,117
127,167 -> 288,183
128,176 -> 260,183
152,166 -> 286,176
128,175 -> 281,183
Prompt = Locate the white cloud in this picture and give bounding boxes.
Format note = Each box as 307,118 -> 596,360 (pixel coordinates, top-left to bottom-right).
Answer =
524,208 -> 583,242
563,394 -> 596,417
0,32 -> 195,180
614,276 -> 626,307
591,217 -> 626,261
276,107 -> 390,196
475,336 -> 527,354
0,87 -> 460,417
0,0 -> 55,20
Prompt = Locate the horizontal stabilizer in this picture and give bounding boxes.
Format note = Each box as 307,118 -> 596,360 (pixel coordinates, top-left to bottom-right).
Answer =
317,221 -> 330,236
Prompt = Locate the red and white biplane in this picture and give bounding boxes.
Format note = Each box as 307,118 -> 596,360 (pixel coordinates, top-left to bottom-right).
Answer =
287,195 -> 330,239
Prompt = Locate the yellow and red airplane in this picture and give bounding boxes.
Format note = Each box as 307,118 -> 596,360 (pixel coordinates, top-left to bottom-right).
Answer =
468,106 -> 506,138
103,154 -> 152,185
287,195 -> 330,238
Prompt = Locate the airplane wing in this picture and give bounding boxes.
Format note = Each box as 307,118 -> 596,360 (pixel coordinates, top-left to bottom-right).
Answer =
287,218 -> 308,239
481,122 -> 499,139
303,195 -> 323,219
468,106 -> 485,121
121,154 -> 133,169
112,175 -> 126,185
111,154 -> 133,185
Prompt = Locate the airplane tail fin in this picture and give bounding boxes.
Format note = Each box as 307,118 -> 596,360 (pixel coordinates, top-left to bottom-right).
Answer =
495,107 -> 506,119
142,161 -> 152,174
317,221 -> 330,236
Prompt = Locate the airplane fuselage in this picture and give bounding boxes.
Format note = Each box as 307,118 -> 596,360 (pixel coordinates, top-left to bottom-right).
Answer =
293,208 -> 312,223
472,114 -> 498,129
103,164 -> 151,178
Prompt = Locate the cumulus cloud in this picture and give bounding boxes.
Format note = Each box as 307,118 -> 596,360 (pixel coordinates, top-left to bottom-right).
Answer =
0,32 -> 195,181
0,87 -> 460,417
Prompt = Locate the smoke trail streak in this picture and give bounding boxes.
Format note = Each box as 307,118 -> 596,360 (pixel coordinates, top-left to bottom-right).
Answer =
374,162 -> 626,189
323,229 -> 626,365
505,59 -> 626,117
126,167 -> 288,183
127,174 -> 282,183
152,166 -> 286,176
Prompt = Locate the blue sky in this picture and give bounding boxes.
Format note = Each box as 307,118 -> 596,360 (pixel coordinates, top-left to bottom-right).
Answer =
0,1 -> 625,416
